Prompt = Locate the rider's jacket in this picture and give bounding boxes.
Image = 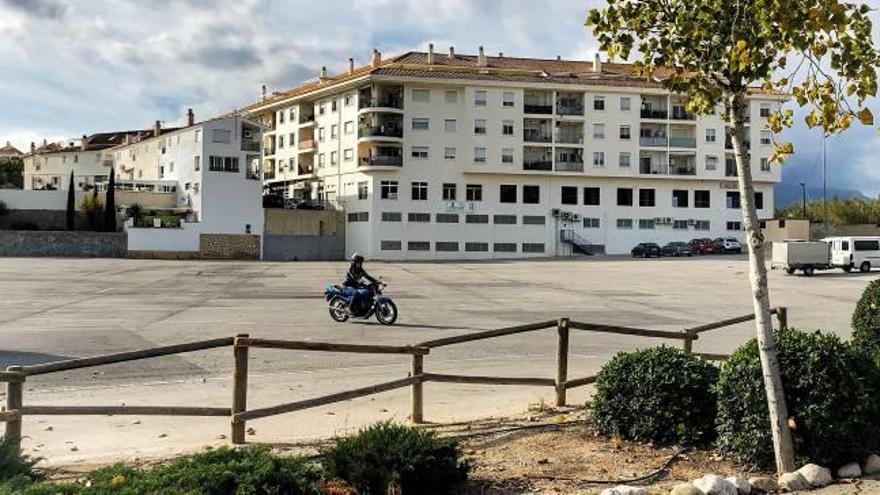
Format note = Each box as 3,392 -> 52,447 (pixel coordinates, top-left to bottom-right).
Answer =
343,262 -> 377,288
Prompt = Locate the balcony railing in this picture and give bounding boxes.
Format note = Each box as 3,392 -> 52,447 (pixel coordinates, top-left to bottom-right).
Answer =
640,109 -> 668,119
556,105 -> 584,116
524,104 -> 553,114
242,141 -> 261,152
555,161 -> 584,172
263,146 -> 276,156
299,115 -> 315,125
359,97 -> 404,110
640,162 -> 667,175
669,163 -> 697,176
358,127 -> 403,139
639,136 -> 668,147
298,139 -> 316,151
524,132 -> 552,143
725,140 -> 751,150
523,160 -> 552,171
725,164 -> 738,177
670,108 -> 695,120
639,162 -> 697,175
298,165 -> 315,176
669,136 -> 697,148
555,135 -> 584,145
361,155 -> 403,167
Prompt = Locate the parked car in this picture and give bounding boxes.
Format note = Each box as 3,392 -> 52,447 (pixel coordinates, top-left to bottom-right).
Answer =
631,242 -> 662,258
690,238 -> 716,255
662,242 -> 694,257
713,237 -> 743,254
286,198 -> 326,210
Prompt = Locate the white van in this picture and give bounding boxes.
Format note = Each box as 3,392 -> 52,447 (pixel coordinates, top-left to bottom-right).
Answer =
825,236 -> 880,272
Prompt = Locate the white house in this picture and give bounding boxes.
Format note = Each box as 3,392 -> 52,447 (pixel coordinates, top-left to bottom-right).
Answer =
245,47 -> 783,259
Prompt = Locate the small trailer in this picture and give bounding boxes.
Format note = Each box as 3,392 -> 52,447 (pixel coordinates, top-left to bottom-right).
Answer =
771,241 -> 831,276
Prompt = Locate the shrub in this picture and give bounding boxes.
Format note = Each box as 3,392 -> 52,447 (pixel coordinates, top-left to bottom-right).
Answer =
80,194 -> 103,230
0,199 -> 8,217
0,437 -> 39,483
589,346 -> 719,446
852,279 -> 880,352
323,421 -> 470,495
716,327 -> 880,468
9,221 -> 38,231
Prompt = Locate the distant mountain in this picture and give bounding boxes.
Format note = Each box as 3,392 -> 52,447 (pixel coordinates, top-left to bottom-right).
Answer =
774,182 -> 866,209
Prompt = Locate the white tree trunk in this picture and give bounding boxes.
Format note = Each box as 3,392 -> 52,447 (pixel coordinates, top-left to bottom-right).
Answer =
728,93 -> 796,474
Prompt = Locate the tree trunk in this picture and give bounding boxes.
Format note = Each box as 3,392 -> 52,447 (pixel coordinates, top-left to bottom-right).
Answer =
728,93 -> 796,474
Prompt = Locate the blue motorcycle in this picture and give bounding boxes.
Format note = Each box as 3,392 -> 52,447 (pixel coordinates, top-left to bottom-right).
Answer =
324,282 -> 398,325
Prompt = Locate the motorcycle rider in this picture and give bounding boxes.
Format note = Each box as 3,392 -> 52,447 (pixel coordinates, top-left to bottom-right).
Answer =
343,253 -> 378,314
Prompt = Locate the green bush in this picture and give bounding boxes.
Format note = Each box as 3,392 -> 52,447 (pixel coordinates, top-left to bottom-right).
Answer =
716,327 -> 880,468
323,421 -> 470,495
852,279 -> 880,352
0,438 -> 39,483
589,346 -> 719,446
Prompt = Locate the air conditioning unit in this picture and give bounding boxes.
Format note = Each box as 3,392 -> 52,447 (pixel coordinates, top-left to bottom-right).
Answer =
687,219 -> 696,226
572,213 -> 581,221
654,217 -> 665,224
561,212 -> 573,221
551,208 -> 561,217
244,130 -> 253,139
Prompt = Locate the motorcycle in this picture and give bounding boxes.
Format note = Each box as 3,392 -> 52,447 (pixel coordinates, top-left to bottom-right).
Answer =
324,281 -> 398,325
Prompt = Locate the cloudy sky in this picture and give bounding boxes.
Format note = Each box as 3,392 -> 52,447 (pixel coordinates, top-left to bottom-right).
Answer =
1,0 -> 878,196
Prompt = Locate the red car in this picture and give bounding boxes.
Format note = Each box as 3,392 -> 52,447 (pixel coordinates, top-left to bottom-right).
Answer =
690,238 -> 718,255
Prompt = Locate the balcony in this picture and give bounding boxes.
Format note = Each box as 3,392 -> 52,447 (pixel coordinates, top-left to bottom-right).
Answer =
640,136 -> 668,147
524,130 -> 552,143
358,126 -> 403,139
725,139 -> 751,150
524,104 -> 553,115
298,115 -> 315,126
298,139 -> 316,152
669,160 -> 697,176
358,96 -> 403,110
555,133 -> 584,145
670,108 -> 695,120
640,108 -> 668,119
669,136 -> 697,148
263,145 -> 276,156
298,164 -> 315,176
523,160 -> 552,171
241,141 -> 261,153
725,161 -> 738,177
555,160 -> 584,172
360,155 -> 403,167
556,104 -> 584,116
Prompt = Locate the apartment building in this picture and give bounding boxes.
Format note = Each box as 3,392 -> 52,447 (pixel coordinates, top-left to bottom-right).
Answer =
245,47 -> 783,259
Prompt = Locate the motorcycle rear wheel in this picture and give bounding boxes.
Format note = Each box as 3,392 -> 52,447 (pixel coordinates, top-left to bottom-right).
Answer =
375,300 -> 398,326
329,298 -> 349,322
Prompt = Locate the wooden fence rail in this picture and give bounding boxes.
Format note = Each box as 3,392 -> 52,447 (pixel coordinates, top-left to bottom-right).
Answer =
2,308 -> 789,453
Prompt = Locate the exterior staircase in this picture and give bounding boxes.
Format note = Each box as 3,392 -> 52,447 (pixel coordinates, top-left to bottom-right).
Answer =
560,229 -> 604,255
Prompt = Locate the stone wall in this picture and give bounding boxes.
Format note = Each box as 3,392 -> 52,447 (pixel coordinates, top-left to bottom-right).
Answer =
0,231 -> 126,258
199,234 -> 261,260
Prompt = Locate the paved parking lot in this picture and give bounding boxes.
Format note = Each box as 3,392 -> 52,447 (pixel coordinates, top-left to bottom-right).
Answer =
0,255 -> 873,464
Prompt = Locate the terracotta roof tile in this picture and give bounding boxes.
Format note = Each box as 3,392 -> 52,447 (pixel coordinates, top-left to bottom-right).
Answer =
0,141 -> 22,155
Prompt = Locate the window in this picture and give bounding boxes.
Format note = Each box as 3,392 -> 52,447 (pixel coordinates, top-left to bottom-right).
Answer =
593,152 -> 605,167
706,155 -> 718,170
727,221 -> 742,231
357,181 -> 368,200
466,184 -> 482,201
619,125 -> 631,140
443,183 -> 457,201
411,146 -> 429,159
382,212 -> 402,222
474,90 -> 487,106
694,220 -> 710,230
194,129 -> 201,142
617,218 -> 633,229
561,186 -> 578,205
212,129 -> 231,143
494,215 -> 517,225
193,156 -> 200,171
208,156 -> 239,172
523,215 -> 546,225
760,131 -> 772,145
523,185 -> 540,204
502,120 -> 514,136
617,188 -> 633,206
444,90 -> 457,103
380,180 -> 398,200
331,99 -> 338,112
344,148 -> 354,161
522,243 -> 545,253
673,220 -> 688,230
620,97 -> 631,111
278,135 -> 284,149
444,119 -> 456,132
474,119 -> 487,134
499,184 -> 517,203
760,103 -> 771,117
344,95 -> 352,107
672,189 -> 689,208
318,153 -> 325,167
724,191 -> 740,209
331,124 -> 338,139
593,96 -> 605,110
584,217 -> 600,228
318,103 -> 326,115
639,219 -> 655,229
347,212 -> 369,222
639,188 -> 656,207
694,190 -> 710,208
444,147 -> 456,160
289,132 -> 296,145
344,121 -> 354,134
411,181 -> 428,200
412,89 -> 430,102
466,214 -> 489,224
278,111 -> 285,124
501,148 -> 514,164
408,213 -> 431,223
761,158 -> 771,172
436,214 -> 459,224
706,128 -> 717,143
466,242 -> 489,252
318,127 -> 325,142
330,151 -> 338,166
381,241 -> 402,251
583,187 -> 600,205
412,118 -> 430,130
619,152 -> 631,168
408,241 -> 430,251
854,240 -> 880,251
503,92 -> 515,107
436,242 -> 459,252
474,147 -> 487,163
755,191 -> 764,209
593,123 -> 605,139
494,243 -> 517,252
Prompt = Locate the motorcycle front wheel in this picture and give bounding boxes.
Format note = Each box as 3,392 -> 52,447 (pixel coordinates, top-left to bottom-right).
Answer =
329,298 -> 349,322
375,300 -> 398,326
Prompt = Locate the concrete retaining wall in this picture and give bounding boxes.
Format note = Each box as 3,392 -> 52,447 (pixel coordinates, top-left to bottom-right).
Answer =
0,231 -> 126,258
263,234 -> 345,261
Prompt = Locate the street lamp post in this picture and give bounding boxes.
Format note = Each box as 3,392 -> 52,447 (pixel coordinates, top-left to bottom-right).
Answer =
798,182 -> 807,218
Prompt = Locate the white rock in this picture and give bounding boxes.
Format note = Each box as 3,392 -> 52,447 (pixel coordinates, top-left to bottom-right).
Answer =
865,453 -> 880,475
600,486 -> 647,495
669,483 -> 703,495
693,474 -> 738,495
797,463 -> 833,487
778,472 -> 810,492
837,462 -> 862,478
726,475 -> 751,494
748,476 -> 777,493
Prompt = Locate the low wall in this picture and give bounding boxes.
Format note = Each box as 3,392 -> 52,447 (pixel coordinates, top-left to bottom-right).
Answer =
200,234 -> 261,260
811,223 -> 880,239
263,234 -> 345,261
0,231 -> 126,258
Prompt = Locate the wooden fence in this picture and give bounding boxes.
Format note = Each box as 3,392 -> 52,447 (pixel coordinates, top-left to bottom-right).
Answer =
1,307 -> 788,451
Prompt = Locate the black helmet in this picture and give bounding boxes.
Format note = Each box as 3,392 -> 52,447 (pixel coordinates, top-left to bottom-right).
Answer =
351,253 -> 364,263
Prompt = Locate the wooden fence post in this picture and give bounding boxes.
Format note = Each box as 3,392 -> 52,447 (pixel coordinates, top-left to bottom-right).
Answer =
231,334 -> 249,444
5,366 -> 24,451
776,307 -> 788,330
410,354 -> 424,424
682,331 -> 694,353
555,318 -> 570,407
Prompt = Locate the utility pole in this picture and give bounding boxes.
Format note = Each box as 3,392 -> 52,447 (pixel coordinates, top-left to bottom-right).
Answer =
823,134 -> 828,236
799,182 -> 806,218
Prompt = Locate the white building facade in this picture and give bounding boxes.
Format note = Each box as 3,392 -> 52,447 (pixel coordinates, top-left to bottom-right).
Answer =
246,49 -> 782,259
